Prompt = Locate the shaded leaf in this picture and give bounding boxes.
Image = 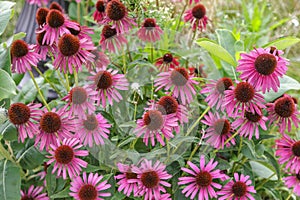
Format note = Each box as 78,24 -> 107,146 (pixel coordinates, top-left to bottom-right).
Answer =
0,69 -> 16,101
262,36 -> 300,50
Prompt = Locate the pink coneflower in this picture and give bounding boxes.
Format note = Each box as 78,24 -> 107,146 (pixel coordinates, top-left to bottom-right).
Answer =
217,173 -> 256,200
201,77 -> 233,110
224,81 -> 265,117
35,107 -> 77,150
101,0 -> 136,33
154,53 -> 179,72
62,86 -> 98,119
178,155 -> 227,200
266,94 -> 299,134
68,22 -> 94,40
38,10 -> 79,45
115,163 -> 139,197
70,172 -> 111,200
100,25 -> 128,53
275,134 -> 300,172
26,0 -> 49,7
201,112 -> 236,149
10,40 -> 41,74
87,67 -> 129,107
85,50 -> 110,71
21,185 -> 49,200
154,68 -> 198,105
49,2 -> 64,13
75,113 -> 111,147
184,4 -> 209,31
34,31 -> 57,61
283,172 -> 300,196
132,159 -> 172,200
137,18 -> 163,42
93,0 -> 107,23
8,103 -> 42,143
237,47 -> 289,93
134,108 -> 178,146
47,138 -> 88,179
232,107 -> 268,139
53,34 -> 96,74
36,7 -> 49,27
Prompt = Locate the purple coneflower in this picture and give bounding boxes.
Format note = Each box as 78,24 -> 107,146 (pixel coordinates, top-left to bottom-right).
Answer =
36,7 -> 49,27
283,172 -> 300,196
100,25 -> 128,53
70,172 -> 111,200
224,81 -> 265,117
47,138 -> 88,179
201,112 -> 236,149
275,134 -> 300,172
154,68 -> 198,105
93,0 -> 107,23
217,173 -> 256,200
237,47 -> 289,93
68,22 -> 94,40
49,2 -> 64,13
134,108 -> 178,146
26,0 -> 49,7
201,77 -> 233,110
35,107 -> 77,150
178,155 -> 227,199
75,113 -> 111,147
266,94 -> 299,134
154,53 -> 179,72
184,4 -> 209,31
137,18 -> 163,42
21,185 -> 49,200
8,103 -> 42,143
132,159 -> 172,200
10,40 -> 41,73
34,31 -> 57,61
88,67 -> 129,107
115,163 -> 139,197
85,50 -> 110,71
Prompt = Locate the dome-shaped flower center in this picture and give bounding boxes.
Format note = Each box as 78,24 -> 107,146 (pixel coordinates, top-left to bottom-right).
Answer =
216,77 -> 233,94
213,119 -> 231,135
40,112 -> 61,133
141,171 -> 160,188
170,68 -> 189,86
106,0 -> 126,21
94,70 -> 113,90
234,82 -> 255,103
292,97 -> 298,104
46,10 -> 65,28
78,184 -> 98,200
83,115 -> 99,131
70,87 -> 87,104
36,31 -> 46,46
297,173 -> 300,181
192,4 -> 206,19
36,7 -> 49,26
54,145 -> 74,164
21,195 -> 34,200
11,40 -> 28,58
163,53 -> 173,63
126,172 -> 138,179
8,103 -> 30,125
274,96 -> 295,118
232,181 -> 247,197
49,2 -> 63,12
158,96 -> 178,114
245,110 -> 262,123
292,141 -> 300,157
196,171 -> 212,187
96,0 -> 105,12
102,25 -> 117,39
254,53 -> 277,75
143,18 -> 156,28
58,34 -> 80,56
143,110 -> 164,131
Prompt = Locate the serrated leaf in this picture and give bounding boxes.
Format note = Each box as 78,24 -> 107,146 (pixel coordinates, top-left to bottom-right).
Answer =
262,36 -> 300,50
0,69 -> 16,101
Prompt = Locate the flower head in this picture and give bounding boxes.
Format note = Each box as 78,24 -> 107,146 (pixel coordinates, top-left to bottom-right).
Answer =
26,0 -> 49,7
93,0 -> 107,23
178,155 -> 228,199
184,4 -> 209,31
237,47 -> 289,93
154,53 -> 179,72
21,185 -> 49,200
137,18 -> 163,42
47,138 -> 88,179
70,172 -> 111,200
8,103 -> 42,143
283,172 -> 300,196
68,22 -> 94,40
100,25 -> 128,53
36,7 -> 49,26
115,163 -> 139,197
34,31 -> 57,61
85,50 -> 110,71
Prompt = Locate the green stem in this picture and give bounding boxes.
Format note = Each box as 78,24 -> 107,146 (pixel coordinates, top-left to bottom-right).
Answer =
286,192 -> 293,200
29,71 -> 50,111
57,71 -> 68,91
64,73 -> 70,92
150,43 -> 154,63
238,136 -> 243,155
175,0 -> 188,31
255,172 -> 276,190
73,66 -> 79,86
189,29 -> 197,47
187,144 -> 200,163
77,1 -> 81,23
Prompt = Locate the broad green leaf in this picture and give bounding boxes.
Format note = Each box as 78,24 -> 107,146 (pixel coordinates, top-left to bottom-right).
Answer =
249,161 -> 277,180
50,186 -> 70,199
216,29 -> 237,57
46,166 -> 56,197
2,123 -> 17,141
0,159 -> 21,200
13,77 -> 44,103
262,37 -> 300,50
264,150 -> 281,180
196,38 -> 237,67
0,50 -> 11,74
0,1 -> 15,35
17,145 -> 44,170
0,69 -> 16,101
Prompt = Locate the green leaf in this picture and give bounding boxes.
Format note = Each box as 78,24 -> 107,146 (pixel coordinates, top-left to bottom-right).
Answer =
0,69 -> 16,101
2,123 -> 17,141
17,145 -> 44,170
262,37 -> 300,50
50,186 -> 70,199
216,29 -> 237,57
249,161 -> 277,180
196,38 -> 237,66
0,159 -> 21,200
0,1 -> 15,35
14,77 -> 44,103
264,150 -> 281,180
0,49 -> 11,75
46,166 -> 56,197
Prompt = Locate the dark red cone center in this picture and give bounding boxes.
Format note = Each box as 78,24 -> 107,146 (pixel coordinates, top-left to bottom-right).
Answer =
46,10 -> 65,28
102,25 -> 117,39
232,181 -> 247,197
36,7 -> 49,26
106,0 -> 126,21
274,96 -> 295,118
216,77 -> 233,94
245,110 -> 262,123
58,34 -> 80,56
8,103 -> 31,125
126,172 -> 138,179
213,119 -> 231,135
11,40 -> 28,58
21,195 -> 34,200
292,141 -> 300,157
40,112 -> 61,133
94,70 -> 113,90
96,0 -> 105,12
143,110 -> 164,131
158,96 -> 178,114
234,82 -> 255,103
141,171 -> 160,188
163,53 -> 173,63
78,184 -> 98,200
254,53 -> 277,75
196,171 -> 212,187
192,4 -> 206,19
171,68 -> 189,86
54,145 -> 74,164
143,18 -> 156,28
